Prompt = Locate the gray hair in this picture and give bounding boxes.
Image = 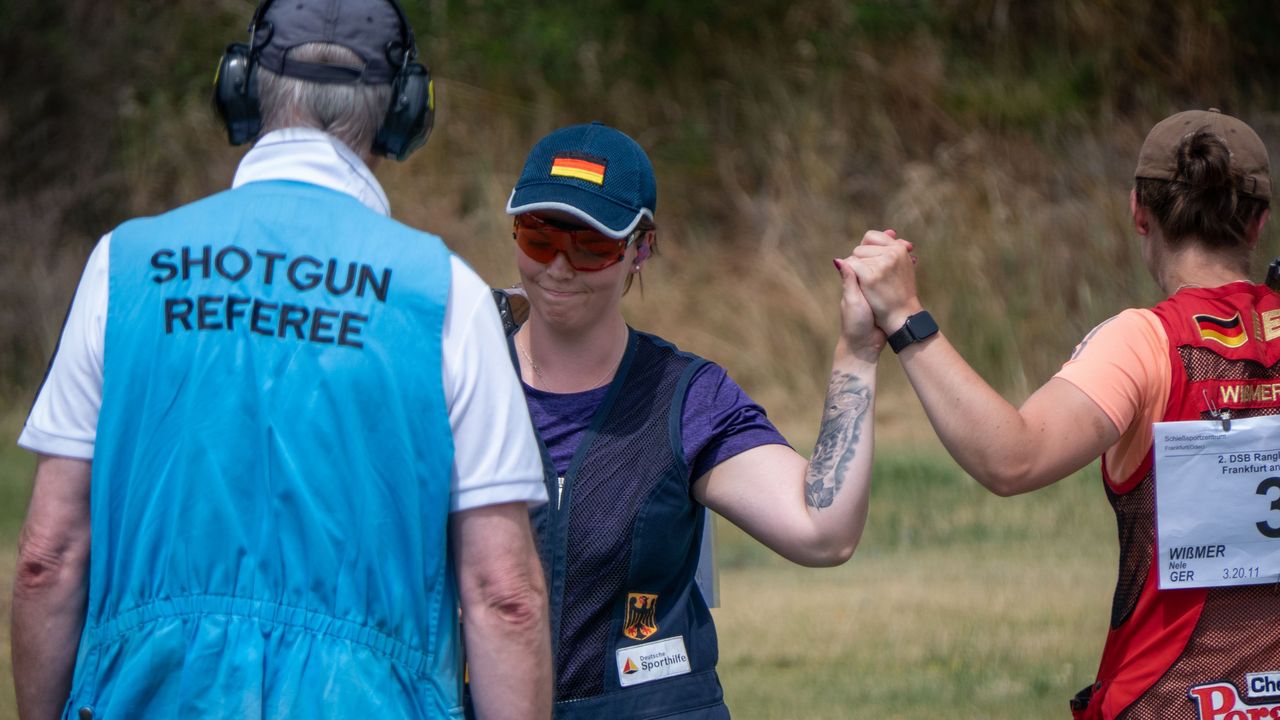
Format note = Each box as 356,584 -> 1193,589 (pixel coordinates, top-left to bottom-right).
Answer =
257,43 -> 392,157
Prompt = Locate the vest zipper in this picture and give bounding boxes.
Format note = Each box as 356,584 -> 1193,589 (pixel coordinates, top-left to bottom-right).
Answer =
557,475 -> 565,509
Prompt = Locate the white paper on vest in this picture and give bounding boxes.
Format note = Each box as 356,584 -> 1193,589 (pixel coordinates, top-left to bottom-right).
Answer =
1154,415 -> 1280,589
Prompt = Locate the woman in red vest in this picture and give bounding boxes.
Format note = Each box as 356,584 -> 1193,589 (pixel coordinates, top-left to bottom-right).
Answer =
850,109 -> 1276,719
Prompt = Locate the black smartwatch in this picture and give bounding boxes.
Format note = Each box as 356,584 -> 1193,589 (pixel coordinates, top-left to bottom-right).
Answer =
887,310 -> 939,354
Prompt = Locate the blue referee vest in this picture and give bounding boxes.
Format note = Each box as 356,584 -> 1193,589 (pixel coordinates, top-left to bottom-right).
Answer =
69,180 -> 459,718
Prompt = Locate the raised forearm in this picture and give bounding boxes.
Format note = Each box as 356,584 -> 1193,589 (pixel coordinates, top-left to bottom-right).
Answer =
695,259 -> 882,567
850,230 -> 1109,495
799,347 -> 877,563
896,332 -> 1042,494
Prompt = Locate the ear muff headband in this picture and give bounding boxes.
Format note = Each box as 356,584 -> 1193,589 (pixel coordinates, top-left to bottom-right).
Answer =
213,0 -> 434,160
211,0 -> 280,145
362,0 -> 435,160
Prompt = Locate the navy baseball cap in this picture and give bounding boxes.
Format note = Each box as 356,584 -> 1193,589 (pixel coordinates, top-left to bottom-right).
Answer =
506,122 -> 657,239
254,0 -> 414,85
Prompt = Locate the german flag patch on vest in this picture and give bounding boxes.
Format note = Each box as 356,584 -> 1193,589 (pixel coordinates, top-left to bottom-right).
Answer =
1194,312 -> 1248,348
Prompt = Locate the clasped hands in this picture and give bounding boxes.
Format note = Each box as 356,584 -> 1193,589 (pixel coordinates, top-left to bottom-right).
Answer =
833,229 -> 923,358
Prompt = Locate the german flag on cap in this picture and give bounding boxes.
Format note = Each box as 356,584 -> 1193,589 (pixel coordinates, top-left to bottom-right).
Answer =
551,155 -> 606,185
1194,312 -> 1248,348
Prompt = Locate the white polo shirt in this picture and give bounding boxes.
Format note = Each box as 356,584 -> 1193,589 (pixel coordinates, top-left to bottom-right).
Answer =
20,128 -> 547,512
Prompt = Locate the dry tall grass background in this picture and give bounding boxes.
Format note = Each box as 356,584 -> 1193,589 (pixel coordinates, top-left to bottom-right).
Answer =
4,1 -> 1278,419
2,1 -> 1280,717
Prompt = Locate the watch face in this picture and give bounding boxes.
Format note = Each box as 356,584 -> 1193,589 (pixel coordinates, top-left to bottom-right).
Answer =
889,311 -> 938,353
908,311 -> 938,338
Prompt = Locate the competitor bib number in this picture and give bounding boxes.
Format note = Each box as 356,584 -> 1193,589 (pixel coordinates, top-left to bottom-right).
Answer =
1154,417 -> 1280,590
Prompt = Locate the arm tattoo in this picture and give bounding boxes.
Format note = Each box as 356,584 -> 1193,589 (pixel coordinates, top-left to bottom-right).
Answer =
804,370 -> 872,509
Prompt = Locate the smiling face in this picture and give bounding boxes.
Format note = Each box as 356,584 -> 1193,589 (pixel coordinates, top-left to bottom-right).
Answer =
515,213 -> 641,333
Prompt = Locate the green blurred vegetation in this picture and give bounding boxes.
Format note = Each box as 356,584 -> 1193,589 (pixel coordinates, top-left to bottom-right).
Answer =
0,413 -> 33,546
0,411 -> 32,718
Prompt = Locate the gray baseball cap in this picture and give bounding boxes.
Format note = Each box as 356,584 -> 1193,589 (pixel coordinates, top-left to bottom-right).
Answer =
254,0 -> 414,85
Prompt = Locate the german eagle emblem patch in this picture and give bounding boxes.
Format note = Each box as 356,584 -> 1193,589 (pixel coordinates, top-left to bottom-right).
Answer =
623,592 -> 659,641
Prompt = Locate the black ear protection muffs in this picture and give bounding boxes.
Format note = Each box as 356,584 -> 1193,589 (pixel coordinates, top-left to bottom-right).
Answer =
212,0 -> 434,160
373,34 -> 434,161
213,40 -> 262,146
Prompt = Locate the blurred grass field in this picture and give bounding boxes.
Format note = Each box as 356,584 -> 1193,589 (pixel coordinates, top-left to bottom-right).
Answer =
713,449 -> 1114,719
0,410 -> 1116,719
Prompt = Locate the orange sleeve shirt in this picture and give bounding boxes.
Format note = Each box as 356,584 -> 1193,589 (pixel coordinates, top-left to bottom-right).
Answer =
1054,309 -> 1171,482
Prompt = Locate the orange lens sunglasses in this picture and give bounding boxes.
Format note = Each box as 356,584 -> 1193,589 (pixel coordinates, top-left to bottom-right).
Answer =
513,213 -> 650,271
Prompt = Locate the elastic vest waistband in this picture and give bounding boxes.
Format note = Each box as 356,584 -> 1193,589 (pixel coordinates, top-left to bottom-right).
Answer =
84,593 -> 439,678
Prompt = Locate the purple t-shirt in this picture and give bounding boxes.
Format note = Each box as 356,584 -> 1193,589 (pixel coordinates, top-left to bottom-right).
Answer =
523,362 -> 789,482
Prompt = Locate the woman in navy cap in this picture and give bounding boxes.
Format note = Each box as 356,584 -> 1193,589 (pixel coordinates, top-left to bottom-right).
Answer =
849,109 -> 1277,719
497,122 -> 884,718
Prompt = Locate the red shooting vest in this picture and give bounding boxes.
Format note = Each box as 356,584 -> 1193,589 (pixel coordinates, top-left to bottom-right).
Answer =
1083,284 -> 1280,720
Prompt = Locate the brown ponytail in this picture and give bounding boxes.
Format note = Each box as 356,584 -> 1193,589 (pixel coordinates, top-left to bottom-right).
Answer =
1135,129 -> 1269,254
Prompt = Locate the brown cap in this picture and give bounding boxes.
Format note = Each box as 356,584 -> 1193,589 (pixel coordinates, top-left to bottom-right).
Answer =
1134,108 -> 1271,200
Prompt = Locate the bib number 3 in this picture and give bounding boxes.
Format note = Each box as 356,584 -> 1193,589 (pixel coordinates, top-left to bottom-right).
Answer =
1257,477 -> 1280,539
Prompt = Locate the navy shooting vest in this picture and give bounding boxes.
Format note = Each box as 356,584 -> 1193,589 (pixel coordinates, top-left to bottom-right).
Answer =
525,329 -> 730,719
